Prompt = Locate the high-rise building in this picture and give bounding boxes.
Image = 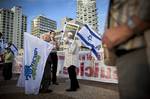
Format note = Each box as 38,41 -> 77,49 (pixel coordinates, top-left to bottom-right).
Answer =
21,15 -> 27,48
31,15 -> 57,37
0,9 -> 14,43
11,6 -> 27,49
76,0 -> 98,32
0,6 -> 27,49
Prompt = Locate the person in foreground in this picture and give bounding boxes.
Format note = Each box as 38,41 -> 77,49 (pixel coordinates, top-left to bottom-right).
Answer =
102,0 -> 150,99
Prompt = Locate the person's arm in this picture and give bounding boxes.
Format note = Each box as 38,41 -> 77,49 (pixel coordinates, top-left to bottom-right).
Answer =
102,18 -> 150,49
102,1 -> 150,49
102,24 -> 133,49
102,12 -> 150,49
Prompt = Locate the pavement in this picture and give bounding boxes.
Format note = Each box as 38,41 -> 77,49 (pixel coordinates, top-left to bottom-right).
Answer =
0,68 -> 119,99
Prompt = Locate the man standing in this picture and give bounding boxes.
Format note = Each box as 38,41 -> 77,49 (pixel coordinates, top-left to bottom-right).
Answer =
49,31 -> 59,85
40,30 -> 59,93
3,47 -> 14,80
102,0 -> 150,99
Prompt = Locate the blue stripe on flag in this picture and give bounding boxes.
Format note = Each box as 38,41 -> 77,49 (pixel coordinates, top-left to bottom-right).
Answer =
12,44 -> 18,51
85,24 -> 101,41
77,32 -> 99,59
77,32 -> 94,48
91,47 -> 99,59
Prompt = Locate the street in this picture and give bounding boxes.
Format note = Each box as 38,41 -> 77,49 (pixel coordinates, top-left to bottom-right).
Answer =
0,69 -> 119,99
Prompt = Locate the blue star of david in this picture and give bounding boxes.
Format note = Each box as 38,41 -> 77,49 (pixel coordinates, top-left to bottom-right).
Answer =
88,35 -> 92,41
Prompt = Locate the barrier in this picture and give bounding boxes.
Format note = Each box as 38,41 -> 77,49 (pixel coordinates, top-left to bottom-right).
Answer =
13,50 -> 118,84
57,50 -> 118,83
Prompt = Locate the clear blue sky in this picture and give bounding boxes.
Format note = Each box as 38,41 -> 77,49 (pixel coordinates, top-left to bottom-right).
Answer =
0,0 -> 110,34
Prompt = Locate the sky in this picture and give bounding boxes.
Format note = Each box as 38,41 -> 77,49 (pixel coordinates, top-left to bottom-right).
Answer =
0,0 -> 110,34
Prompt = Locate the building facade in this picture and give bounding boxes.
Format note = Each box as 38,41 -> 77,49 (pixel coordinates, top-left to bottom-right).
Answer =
76,0 -> 99,32
21,15 -> 27,48
0,9 -> 14,44
0,6 -> 27,49
31,15 -> 57,37
11,6 -> 27,49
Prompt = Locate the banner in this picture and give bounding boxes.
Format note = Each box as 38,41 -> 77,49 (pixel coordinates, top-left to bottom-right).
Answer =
57,50 -> 118,84
17,50 -> 118,84
17,33 -> 53,95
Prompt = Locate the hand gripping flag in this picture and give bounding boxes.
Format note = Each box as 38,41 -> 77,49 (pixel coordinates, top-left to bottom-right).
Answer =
77,24 -> 102,60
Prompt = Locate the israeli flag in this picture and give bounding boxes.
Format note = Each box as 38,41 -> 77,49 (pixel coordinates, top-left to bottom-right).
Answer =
77,25 -> 102,60
9,44 -> 18,56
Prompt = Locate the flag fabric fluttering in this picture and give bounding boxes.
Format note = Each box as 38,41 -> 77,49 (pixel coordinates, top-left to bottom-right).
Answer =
9,44 -> 18,56
77,24 -> 102,60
